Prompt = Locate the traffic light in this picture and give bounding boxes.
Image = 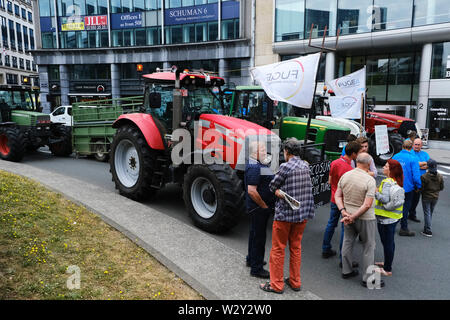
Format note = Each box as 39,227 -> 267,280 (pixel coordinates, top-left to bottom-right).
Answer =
137,64 -> 144,72
22,76 -> 29,84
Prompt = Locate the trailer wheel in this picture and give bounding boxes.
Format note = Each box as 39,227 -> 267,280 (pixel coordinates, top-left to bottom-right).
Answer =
183,164 -> 245,233
49,125 -> 72,157
94,142 -> 109,162
110,125 -> 159,201
0,126 -> 25,162
371,133 -> 404,166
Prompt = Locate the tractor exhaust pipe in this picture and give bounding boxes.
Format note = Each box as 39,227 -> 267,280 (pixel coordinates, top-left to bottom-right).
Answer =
173,67 -> 183,130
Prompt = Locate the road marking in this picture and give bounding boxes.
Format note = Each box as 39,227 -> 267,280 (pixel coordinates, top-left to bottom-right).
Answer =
437,169 -> 450,176
440,165 -> 450,171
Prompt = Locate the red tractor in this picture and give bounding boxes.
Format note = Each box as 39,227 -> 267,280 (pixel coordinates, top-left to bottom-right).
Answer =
109,69 -> 280,233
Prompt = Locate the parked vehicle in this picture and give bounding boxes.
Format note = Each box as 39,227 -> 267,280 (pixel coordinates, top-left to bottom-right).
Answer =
225,86 -> 351,162
50,105 -> 72,126
109,70 -> 280,233
71,97 -> 143,162
0,85 -> 72,162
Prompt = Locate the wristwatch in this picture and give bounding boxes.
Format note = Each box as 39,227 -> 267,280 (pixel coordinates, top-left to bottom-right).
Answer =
339,207 -> 346,212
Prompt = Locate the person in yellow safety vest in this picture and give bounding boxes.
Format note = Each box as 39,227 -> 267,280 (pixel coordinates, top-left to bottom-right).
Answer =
374,159 -> 405,277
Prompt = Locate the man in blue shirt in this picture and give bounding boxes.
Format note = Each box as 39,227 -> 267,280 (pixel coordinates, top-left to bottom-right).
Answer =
245,141 -> 276,279
408,138 -> 430,223
392,140 -> 422,236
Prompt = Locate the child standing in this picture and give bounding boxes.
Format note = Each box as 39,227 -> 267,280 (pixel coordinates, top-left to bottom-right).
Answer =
420,159 -> 444,237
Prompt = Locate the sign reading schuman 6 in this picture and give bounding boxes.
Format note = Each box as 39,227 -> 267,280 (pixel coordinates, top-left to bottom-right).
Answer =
309,160 -> 331,208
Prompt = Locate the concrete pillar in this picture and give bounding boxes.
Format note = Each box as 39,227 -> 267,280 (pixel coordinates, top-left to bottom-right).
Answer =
111,63 -> 121,99
417,43 -> 433,129
59,65 -> 70,106
39,65 -> 51,114
324,52 -> 335,85
219,58 -> 226,80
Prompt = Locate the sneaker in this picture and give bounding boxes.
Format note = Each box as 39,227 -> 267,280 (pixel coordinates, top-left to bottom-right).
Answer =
408,216 -> 421,223
246,260 -> 267,267
361,279 -> 385,288
421,230 -> 432,238
250,269 -> 270,279
399,229 -> 415,236
342,270 -> 359,279
322,249 -> 337,259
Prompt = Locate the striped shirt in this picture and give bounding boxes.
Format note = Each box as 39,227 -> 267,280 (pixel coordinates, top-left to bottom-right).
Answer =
269,156 -> 315,223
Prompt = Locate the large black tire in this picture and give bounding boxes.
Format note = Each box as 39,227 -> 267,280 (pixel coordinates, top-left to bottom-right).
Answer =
49,125 -> 72,157
0,126 -> 25,162
370,133 -> 404,166
183,164 -> 245,233
303,147 -> 322,164
109,125 -> 159,201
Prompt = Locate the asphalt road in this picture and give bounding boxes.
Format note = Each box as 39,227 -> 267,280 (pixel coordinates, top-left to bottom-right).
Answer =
21,149 -> 450,300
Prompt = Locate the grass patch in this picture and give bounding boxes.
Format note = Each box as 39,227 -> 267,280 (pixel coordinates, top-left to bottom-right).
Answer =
0,170 -> 203,300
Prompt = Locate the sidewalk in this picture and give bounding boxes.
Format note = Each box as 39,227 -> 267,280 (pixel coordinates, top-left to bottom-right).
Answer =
423,148 -> 450,165
0,160 -> 321,301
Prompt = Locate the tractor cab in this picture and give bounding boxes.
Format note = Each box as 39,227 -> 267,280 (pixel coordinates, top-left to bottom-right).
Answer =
0,85 -> 35,123
142,69 -> 225,134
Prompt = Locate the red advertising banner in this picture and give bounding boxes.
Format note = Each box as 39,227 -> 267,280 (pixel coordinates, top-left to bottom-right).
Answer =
84,15 -> 108,30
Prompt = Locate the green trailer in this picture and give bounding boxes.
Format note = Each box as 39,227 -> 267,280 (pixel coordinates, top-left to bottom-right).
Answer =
72,96 -> 143,161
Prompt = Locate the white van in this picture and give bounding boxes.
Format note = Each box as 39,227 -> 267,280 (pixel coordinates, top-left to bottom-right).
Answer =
50,105 -> 72,126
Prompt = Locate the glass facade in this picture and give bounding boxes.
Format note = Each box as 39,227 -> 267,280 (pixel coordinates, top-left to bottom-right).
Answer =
276,0 -> 450,42
40,0 -> 240,48
337,52 -> 420,105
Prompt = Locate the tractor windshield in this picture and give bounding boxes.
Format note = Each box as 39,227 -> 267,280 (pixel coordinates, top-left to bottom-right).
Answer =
144,85 -> 223,132
0,89 -> 34,111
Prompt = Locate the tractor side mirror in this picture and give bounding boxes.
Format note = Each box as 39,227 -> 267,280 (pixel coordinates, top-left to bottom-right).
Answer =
149,92 -> 161,109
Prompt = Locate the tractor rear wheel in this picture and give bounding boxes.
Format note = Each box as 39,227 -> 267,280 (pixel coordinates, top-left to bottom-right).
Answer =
371,133 -> 404,166
110,125 -> 160,201
0,126 -> 25,162
183,164 -> 245,233
49,125 -> 72,157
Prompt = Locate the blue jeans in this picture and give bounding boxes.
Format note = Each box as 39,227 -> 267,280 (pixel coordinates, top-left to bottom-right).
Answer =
247,207 -> 272,274
422,199 -> 437,233
409,190 -> 421,218
400,191 -> 415,230
377,221 -> 398,272
322,202 -> 344,258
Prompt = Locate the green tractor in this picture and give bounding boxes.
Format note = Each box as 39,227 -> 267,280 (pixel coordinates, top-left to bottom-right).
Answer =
0,85 -> 72,162
224,86 -> 351,163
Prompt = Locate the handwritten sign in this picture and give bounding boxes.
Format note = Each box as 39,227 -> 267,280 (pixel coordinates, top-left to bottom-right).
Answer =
309,160 -> 331,208
375,125 -> 390,155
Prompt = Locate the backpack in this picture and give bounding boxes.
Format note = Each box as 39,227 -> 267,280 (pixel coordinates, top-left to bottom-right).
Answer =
383,182 -> 405,211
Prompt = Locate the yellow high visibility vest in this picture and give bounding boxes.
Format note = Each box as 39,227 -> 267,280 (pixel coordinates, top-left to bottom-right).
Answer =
375,178 -> 403,220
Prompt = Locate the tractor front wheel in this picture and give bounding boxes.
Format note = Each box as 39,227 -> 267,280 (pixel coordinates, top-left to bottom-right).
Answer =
0,126 -> 25,162
110,125 -> 160,201
183,164 -> 245,233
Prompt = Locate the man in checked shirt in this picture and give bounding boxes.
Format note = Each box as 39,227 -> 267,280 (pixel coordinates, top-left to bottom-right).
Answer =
260,138 -> 315,294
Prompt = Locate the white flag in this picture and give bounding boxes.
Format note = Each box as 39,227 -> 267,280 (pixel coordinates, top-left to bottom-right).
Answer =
327,67 -> 366,97
329,95 -> 363,119
250,53 -> 321,109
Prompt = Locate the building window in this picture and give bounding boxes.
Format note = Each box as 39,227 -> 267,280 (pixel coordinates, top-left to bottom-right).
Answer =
42,32 -> 56,48
275,0 -> 305,42
48,65 -> 60,80
227,59 -> 241,77
413,0 -> 450,26
27,11 -> 32,23
21,8 -> 26,19
4,54 -> 10,66
29,29 -> 34,49
0,0 -> 5,10
428,99 -> 450,141
19,58 -> 24,69
431,42 -> 450,79
26,60 -> 30,70
12,56 -> 17,68
305,0 -> 337,38
32,62 -> 36,71
1,17 -> 7,48
6,73 -> 18,84
23,26 -> 28,51
337,0 -> 372,35
221,18 -> 239,40
14,3 -> 18,16
39,0 -> 55,17
69,64 -> 111,80
16,23 -> 23,52
372,0 -> 413,31
6,1 -> 11,13
8,19 -> 15,50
